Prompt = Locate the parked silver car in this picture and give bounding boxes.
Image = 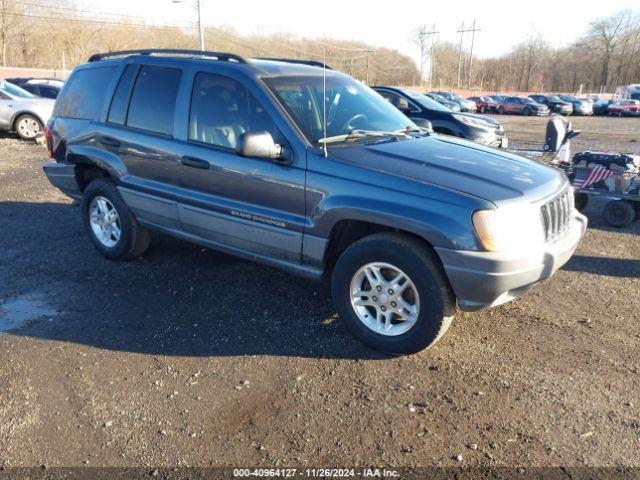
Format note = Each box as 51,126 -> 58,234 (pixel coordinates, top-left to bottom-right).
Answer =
0,81 -> 54,140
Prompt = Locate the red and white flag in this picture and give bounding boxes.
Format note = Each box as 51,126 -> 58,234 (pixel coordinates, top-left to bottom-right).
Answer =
572,166 -> 615,189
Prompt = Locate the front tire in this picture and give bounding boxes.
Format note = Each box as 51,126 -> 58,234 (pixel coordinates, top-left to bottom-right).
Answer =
82,178 -> 150,260
331,232 -> 455,355
14,114 -> 42,140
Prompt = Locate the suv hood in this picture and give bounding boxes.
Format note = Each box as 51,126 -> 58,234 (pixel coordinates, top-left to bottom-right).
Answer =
330,135 -> 565,204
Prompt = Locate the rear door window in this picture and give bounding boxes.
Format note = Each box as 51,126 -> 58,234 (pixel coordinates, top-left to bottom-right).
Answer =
108,65 -> 139,125
56,66 -> 116,119
39,87 -> 58,99
126,65 -> 182,136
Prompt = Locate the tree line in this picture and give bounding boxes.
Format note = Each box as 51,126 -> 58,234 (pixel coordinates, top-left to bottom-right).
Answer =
422,9 -> 640,94
1,1 -> 638,93
0,0 -> 419,85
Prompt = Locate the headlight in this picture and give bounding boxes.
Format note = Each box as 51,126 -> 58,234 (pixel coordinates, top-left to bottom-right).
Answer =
453,114 -> 492,129
472,206 -> 544,252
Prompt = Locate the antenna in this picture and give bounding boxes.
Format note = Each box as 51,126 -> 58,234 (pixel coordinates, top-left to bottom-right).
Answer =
322,43 -> 328,158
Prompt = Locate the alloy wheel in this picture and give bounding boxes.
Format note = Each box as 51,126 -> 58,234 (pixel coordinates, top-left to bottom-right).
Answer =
89,196 -> 121,248
17,116 -> 41,139
349,262 -> 420,336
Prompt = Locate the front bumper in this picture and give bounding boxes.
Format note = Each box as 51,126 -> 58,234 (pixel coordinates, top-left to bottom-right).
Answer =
435,212 -> 587,311
471,129 -> 508,149
43,162 -> 82,200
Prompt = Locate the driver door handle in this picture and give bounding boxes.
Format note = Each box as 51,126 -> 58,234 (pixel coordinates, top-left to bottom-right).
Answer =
181,156 -> 210,169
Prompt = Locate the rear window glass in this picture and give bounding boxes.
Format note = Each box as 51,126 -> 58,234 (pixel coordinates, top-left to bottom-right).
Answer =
126,65 -> 181,135
56,66 -> 116,119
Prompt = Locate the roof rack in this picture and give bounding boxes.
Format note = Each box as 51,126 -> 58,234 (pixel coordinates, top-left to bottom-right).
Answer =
88,49 -> 247,64
254,58 -> 332,70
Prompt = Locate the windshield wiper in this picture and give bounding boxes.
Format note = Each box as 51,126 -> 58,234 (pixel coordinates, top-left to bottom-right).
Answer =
318,129 -> 411,145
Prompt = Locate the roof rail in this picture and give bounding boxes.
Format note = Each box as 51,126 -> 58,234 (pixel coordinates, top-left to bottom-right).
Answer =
254,57 -> 332,70
88,49 -> 247,64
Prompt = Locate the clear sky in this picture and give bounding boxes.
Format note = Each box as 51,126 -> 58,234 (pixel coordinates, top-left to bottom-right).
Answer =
82,0 -> 637,62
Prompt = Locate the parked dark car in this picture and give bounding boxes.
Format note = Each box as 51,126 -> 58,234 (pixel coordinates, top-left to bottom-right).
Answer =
498,96 -> 550,116
431,91 -> 476,112
468,96 -> 498,113
528,94 -> 572,115
593,99 -> 613,116
424,92 -> 460,111
6,78 -> 64,99
556,95 -> 593,115
43,49 -> 586,354
374,86 -> 507,148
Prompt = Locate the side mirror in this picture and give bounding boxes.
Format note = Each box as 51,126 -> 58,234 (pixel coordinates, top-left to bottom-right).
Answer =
236,131 -> 283,160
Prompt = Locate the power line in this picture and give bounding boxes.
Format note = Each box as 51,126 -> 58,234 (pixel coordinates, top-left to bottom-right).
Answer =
18,0 -> 186,24
6,11 -> 193,29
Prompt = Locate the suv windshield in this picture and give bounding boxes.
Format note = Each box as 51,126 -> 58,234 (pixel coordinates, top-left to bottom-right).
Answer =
265,75 -> 415,144
401,89 -> 449,112
0,81 -> 35,99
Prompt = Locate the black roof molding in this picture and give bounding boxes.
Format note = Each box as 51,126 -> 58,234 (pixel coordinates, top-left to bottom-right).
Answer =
88,49 -> 247,64
254,57 -> 332,70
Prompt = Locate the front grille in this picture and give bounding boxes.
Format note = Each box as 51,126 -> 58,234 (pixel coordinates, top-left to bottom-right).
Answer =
540,187 -> 574,242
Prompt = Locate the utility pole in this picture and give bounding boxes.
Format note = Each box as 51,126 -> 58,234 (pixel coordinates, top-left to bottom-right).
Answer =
416,24 -> 439,89
418,28 -> 425,86
196,0 -> 204,51
456,22 -> 465,88
467,20 -> 480,89
429,23 -> 438,90
173,0 -> 204,50
365,50 -> 373,85
456,21 -> 479,88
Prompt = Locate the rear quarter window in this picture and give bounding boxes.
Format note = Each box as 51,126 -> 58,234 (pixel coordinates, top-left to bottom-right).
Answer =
56,66 -> 116,120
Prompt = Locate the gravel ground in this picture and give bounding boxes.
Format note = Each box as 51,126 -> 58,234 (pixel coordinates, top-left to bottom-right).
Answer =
0,116 -> 639,472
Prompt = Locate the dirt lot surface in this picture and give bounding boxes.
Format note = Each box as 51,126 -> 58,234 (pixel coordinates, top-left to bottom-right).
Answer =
0,116 -> 639,472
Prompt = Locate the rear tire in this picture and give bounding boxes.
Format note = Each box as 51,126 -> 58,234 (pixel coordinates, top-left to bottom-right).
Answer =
82,178 -> 150,260
14,114 -> 42,140
603,200 -> 635,228
331,232 -> 455,355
